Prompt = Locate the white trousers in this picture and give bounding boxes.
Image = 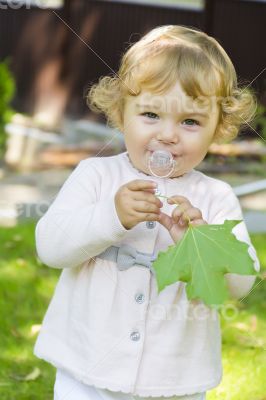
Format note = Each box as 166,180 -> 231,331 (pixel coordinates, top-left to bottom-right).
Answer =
54,369 -> 206,400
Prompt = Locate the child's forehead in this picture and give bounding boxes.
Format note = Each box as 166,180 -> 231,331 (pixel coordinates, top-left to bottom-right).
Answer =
136,83 -> 187,108
130,82 -> 217,115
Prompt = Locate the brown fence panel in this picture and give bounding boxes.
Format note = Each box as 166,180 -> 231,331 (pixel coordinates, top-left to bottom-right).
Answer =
0,0 -> 203,118
62,0 -> 204,116
0,0 -> 265,120
205,0 -> 266,101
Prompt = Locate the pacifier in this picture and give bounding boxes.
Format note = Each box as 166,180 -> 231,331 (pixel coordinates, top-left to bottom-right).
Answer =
147,150 -> 176,178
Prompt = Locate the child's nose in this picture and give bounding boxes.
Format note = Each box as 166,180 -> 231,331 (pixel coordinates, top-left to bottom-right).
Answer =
156,127 -> 179,144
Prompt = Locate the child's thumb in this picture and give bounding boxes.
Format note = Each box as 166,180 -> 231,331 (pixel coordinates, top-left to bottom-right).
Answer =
158,211 -> 172,231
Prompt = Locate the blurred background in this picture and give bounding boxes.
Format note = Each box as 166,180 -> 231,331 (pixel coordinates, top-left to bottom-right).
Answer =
0,1 -> 265,399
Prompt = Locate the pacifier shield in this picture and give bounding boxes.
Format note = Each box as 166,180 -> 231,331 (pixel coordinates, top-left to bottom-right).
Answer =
147,150 -> 176,178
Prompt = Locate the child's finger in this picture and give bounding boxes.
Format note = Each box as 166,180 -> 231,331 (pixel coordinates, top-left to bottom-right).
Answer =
189,219 -> 207,226
128,179 -> 157,192
133,191 -> 163,208
167,195 -> 192,207
145,188 -> 158,193
172,203 -> 191,222
179,207 -> 202,224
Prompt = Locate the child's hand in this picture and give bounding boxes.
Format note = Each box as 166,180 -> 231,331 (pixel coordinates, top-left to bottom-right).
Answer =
115,179 -> 163,230
158,195 -> 207,243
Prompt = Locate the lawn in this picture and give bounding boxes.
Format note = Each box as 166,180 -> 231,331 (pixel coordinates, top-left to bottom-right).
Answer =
0,222 -> 265,400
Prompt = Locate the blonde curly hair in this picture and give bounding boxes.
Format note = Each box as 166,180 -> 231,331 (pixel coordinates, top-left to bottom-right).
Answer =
87,25 -> 257,143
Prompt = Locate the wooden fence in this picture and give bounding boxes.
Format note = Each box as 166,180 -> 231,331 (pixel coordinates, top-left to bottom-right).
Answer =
0,0 -> 265,121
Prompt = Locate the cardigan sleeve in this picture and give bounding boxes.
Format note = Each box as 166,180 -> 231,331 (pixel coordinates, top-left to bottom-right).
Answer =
35,159 -> 129,269
209,183 -> 260,300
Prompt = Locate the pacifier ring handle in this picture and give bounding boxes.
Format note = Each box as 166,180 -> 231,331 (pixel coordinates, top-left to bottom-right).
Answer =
148,159 -> 176,178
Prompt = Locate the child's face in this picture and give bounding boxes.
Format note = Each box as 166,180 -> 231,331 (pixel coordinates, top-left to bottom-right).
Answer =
122,80 -> 219,178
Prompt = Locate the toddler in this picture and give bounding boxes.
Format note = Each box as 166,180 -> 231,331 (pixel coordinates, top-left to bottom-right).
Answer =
34,25 -> 260,400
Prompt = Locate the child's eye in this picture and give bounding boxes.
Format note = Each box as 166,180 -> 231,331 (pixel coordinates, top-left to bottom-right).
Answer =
141,112 -> 159,120
182,119 -> 200,126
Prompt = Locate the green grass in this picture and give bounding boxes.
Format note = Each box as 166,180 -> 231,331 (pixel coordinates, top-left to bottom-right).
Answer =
0,222 -> 265,400
0,222 -> 60,400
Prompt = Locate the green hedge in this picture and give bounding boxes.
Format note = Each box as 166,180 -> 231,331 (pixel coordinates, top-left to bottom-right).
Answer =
0,59 -> 15,158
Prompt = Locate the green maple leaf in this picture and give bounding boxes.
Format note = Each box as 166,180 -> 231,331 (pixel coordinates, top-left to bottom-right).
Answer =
152,220 -> 258,306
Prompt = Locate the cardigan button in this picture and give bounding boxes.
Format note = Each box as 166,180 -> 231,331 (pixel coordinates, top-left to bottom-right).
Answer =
135,293 -> 145,304
130,331 -> 140,341
146,221 -> 156,229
